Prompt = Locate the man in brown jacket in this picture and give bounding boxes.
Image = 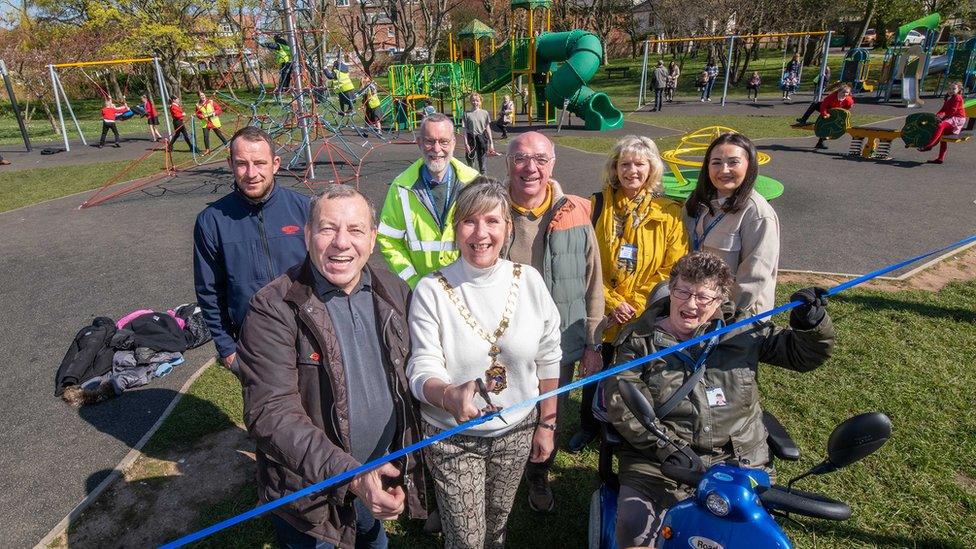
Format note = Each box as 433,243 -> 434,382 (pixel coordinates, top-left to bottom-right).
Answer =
238,184 -> 426,548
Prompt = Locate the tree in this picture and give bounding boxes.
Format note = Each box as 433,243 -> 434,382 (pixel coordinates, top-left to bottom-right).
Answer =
387,0 -> 420,62
417,0 -> 468,63
337,0 -> 381,75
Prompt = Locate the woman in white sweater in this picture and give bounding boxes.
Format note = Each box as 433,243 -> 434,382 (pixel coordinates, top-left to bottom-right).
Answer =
407,177 -> 562,548
683,132 -> 780,314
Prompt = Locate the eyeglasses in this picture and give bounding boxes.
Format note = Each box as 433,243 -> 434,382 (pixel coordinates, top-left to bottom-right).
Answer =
422,138 -> 454,149
670,287 -> 721,306
508,153 -> 553,167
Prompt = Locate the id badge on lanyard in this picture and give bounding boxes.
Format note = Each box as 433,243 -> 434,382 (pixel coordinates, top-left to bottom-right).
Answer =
692,212 -> 726,251
619,244 -> 637,261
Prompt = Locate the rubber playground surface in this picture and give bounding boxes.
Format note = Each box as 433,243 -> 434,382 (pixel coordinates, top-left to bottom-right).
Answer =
1,97 -> 974,546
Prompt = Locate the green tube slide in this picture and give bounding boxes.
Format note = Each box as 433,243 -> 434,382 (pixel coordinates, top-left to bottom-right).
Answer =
894,13 -> 941,44
535,30 -> 624,131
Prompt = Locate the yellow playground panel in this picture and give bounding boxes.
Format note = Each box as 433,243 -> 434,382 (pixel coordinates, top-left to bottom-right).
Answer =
660,126 -> 771,185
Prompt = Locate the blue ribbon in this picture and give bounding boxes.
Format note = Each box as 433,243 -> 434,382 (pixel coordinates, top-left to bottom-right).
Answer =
161,233 -> 976,548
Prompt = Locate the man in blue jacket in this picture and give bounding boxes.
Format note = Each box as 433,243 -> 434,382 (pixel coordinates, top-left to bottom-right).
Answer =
193,126 -> 310,372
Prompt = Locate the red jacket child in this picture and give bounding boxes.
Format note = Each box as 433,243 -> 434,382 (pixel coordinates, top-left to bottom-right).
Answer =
101,105 -> 128,123
819,90 -> 855,117
936,93 -> 966,120
144,99 -> 158,118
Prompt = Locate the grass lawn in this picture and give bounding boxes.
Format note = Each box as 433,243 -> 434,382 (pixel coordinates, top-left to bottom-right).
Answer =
131,280 -> 976,548
0,150 -> 198,213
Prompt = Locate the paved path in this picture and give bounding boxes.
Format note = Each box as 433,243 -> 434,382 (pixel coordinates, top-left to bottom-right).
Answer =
2,102 -> 973,546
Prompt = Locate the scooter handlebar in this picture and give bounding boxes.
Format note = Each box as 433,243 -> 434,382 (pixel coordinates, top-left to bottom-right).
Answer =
660,463 -> 852,521
759,485 -> 852,521
660,462 -> 705,487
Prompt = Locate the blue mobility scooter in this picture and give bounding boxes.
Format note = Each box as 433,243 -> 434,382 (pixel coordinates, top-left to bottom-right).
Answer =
588,379 -> 892,549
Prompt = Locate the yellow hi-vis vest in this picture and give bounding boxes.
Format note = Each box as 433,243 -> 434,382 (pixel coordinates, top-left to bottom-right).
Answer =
366,92 -> 381,109
275,44 -> 292,65
377,157 -> 481,287
332,67 -> 356,93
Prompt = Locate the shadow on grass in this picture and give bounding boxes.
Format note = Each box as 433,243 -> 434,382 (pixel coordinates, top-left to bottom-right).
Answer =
63,376 -> 275,548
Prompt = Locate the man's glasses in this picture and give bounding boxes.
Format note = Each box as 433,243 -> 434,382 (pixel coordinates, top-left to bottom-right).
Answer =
422,138 -> 454,149
670,287 -> 721,306
508,153 -> 553,167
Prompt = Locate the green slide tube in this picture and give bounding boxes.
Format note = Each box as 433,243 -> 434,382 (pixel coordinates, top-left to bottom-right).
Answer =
535,30 -> 624,131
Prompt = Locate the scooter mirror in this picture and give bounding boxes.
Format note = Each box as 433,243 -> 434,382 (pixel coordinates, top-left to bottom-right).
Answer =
618,379 -> 657,432
824,411 -> 892,470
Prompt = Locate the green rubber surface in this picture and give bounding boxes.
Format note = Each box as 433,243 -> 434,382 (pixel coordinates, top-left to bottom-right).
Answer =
662,170 -> 785,201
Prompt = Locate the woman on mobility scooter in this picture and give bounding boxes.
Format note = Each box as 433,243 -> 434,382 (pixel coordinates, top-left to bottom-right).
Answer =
602,251 -> 834,548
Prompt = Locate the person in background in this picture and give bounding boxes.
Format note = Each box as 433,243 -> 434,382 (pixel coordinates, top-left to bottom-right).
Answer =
567,135 -> 688,454
495,94 -> 515,139
141,94 -> 162,142
702,59 -> 719,101
97,97 -> 128,148
360,76 -> 384,133
746,71 -> 761,102
324,58 -> 358,115
781,72 -> 798,101
0,155 -> 10,166
696,70 -> 709,101
794,84 -> 854,150
422,98 -> 437,118
665,61 -> 680,103
603,251 -> 834,548
195,90 -> 228,153
408,178 -> 562,549
683,132 -> 780,314
239,184 -> 427,548
462,92 -> 494,174
261,35 -> 293,93
651,60 -> 668,112
919,81 -> 967,164
167,96 -> 196,153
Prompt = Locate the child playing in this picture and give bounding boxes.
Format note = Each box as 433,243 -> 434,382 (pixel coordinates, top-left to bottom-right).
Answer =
462,92 -> 493,174
168,97 -> 196,153
422,98 -> 436,118
665,61 -> 680,102
98,98 -> 128,148
781,73 -> 798,101
919,81 -> 967,164
360,76 -> 383,133
141,94 -> 163,142
746,71 -> 761,102
696,70 -> 709,101
495,94 -> 514,139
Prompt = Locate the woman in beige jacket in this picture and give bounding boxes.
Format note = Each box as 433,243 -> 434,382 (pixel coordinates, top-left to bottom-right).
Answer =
683,132 -> 780,314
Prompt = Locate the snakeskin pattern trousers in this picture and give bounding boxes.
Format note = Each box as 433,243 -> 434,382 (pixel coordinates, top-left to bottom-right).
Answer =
422,411 -> 536,548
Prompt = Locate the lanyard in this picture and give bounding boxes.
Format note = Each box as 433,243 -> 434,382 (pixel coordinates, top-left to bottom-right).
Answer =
692,211 -> 726,251
673,319 -> 724,371
424,170 -> 454,229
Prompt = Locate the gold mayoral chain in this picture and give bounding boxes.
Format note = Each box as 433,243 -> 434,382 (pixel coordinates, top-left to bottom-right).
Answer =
435,263 -> 522,394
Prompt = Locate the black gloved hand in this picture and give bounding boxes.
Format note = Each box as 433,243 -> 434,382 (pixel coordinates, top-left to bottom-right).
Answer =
790,287 -> 828,330
663,444 -> 706,473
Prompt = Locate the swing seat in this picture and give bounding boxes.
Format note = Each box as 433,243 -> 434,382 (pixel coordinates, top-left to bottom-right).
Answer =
115,110 -> 137,121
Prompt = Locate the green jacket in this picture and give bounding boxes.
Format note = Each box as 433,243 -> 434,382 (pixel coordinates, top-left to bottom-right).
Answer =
377,157 -> 480,287
603,284 -> 834,497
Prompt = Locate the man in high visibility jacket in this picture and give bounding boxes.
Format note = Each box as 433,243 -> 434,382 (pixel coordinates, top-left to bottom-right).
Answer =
261,36 -> 294,93
324,58 -> 357,115
377,113 -> 481,287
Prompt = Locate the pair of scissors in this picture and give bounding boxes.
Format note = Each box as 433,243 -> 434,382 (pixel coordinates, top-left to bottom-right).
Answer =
476,378 -> 508,424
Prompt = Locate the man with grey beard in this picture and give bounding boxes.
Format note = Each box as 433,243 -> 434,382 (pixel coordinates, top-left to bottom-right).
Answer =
377,113 -> 481,288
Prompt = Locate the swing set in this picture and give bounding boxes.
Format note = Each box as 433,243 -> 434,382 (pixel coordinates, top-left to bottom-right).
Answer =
47,57 -> 171,152
637,30 -> 832,107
